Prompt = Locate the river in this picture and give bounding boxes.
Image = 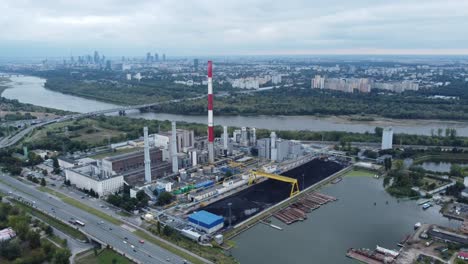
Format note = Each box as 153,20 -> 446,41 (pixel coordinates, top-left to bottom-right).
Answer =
231,175 -> 460,264
3,75 -> 468,136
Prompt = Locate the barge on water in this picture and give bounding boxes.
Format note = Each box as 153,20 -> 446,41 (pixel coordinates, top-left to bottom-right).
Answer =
273,192 -> 337,225
346,246 -> 399,264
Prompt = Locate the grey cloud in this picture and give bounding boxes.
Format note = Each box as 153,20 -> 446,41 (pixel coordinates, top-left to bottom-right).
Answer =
1,0 -> 468,56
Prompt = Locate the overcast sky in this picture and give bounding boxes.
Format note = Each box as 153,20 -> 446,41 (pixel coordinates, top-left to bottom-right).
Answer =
1,0 -> 468,57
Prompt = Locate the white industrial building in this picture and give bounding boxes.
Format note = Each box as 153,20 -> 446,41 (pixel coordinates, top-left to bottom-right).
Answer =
58,156 -> 96,169
257,133 -> 302,162
65,164 -> 124,197
381,127 -> 394,150
153,129 -> 194,153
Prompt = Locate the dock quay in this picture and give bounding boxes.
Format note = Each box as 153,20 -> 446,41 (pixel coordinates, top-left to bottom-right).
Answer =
273,192 -> 337,225
346,246 -> 398,264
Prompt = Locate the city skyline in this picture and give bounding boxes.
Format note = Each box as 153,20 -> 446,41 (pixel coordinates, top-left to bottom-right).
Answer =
1,0 -> 468,57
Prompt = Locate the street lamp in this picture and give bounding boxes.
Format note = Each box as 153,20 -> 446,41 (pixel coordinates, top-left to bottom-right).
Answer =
228,203 -> 232,228
302,173 -> 305,190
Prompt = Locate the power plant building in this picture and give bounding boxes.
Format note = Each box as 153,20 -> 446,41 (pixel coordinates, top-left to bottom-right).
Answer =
381,127 -> 394,150
256,136 -> 302,162
153,129 -> 195,153
101,148 -> 171,185
65,164 -> 124,197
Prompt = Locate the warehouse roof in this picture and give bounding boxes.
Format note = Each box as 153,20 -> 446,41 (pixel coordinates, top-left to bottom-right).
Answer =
188,210 -> 223,226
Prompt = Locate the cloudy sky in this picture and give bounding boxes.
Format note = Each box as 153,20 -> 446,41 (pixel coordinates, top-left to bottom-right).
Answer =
1,0 -> 468,57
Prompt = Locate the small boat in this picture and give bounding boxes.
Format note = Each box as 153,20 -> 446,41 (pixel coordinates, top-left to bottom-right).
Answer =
414,222 -> 422,230
398,234 -> 410,247
422,203 -> 432,210
331,177 -> 342,184
270,224 -> 283,230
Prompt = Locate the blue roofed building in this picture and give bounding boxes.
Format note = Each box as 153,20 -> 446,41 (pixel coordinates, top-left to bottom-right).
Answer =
188,210 -> 224,234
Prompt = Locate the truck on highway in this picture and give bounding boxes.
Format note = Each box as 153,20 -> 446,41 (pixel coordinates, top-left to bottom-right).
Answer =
74,220 -> 86,226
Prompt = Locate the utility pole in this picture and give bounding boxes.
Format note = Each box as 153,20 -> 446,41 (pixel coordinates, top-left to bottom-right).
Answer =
302,173 -> 305,190
228,202 -> 232,228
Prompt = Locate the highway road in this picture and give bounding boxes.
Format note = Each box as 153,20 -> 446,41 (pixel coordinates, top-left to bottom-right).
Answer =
0,174 -> 189,264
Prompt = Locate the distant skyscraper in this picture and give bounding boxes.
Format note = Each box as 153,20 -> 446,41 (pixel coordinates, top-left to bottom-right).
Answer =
93,51 -> 99,64
105,60 -> 111,70
155,53 -> 159,61
194,58 -> 199,71
312,75 -> 325,89
146,52 -> 151,62
162,53 -> 166,61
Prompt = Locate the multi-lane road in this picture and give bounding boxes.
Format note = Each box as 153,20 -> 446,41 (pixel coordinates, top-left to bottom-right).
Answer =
0,174 -> 190,264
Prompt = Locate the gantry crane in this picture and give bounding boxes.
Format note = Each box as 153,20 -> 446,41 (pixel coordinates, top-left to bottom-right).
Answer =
248,170 -> 300,197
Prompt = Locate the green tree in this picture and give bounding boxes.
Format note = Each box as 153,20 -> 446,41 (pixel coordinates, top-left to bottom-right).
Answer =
374,127 -> 384,137
52,248 -> 71,264
450,164 -> 464,177
157,221 -> 161,234
163,225 -> 174,237
384,158 -> 392,171
157,192 -> 174,206
40,178 -> 46,186
44,225 -> 54,236
394,160 -> 404,171
27,231 -> 41,249
52,157 -> 61,174
0,239 -> 21,260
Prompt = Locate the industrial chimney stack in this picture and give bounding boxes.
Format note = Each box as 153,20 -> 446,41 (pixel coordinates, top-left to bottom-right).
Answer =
207,61 -> 215,163
171,121 -> 179,173
143,127 -> 151,183
223,125 -> 228,156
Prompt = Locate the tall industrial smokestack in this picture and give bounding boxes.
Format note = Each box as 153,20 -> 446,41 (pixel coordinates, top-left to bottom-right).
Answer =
223,125 -> 228,156
171,121 -> 179,173
143,127 -> 151,183
207,61 -> 215,163
270,131 -> 278,161
250,127 -> 256,146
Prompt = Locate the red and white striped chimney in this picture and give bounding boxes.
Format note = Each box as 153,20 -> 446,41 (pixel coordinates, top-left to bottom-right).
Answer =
207,60 -> 214,163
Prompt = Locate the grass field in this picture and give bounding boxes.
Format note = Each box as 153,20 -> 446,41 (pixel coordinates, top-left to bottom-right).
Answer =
24,118 -> 124,145
62,197 -> 123,225
75,249 -> 131,264
37,186 -> 68,199
344,169 -> 377,177
10,199 -> 88,241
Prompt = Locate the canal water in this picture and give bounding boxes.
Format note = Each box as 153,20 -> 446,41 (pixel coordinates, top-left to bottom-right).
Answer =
231,175 -> 461,264
420,161 -> 468,173
3,75 -> 468,136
